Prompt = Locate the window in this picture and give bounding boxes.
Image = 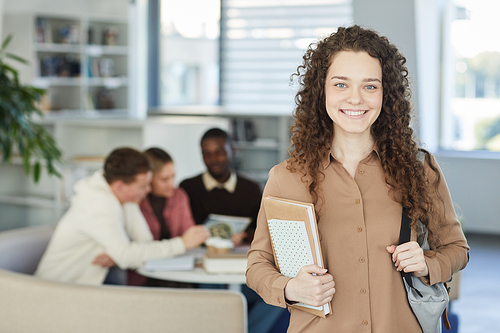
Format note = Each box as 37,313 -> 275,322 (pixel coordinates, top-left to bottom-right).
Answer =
158,0 -> 221,107
442,0 -> 500,152
220,0 -> 352,114
151,0 -> 353,113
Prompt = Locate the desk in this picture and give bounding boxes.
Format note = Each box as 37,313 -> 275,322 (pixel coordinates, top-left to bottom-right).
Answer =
136,248 -> 247,291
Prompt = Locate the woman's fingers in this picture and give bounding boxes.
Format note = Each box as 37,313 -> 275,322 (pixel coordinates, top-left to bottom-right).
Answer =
284,265 -> 336,307
388,241 -> 428,276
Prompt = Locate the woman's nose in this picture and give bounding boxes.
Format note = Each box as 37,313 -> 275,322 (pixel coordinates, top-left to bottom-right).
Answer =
347,88 -> 363,105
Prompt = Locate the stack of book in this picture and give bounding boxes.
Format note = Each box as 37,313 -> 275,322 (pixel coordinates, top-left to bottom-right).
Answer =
202,244 -> 250,274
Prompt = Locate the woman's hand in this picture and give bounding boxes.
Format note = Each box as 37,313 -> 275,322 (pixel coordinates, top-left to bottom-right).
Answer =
386,241 -> 429,277
181,225 -> 211,250
284,264 -> 335,307
92,253 -> 116,268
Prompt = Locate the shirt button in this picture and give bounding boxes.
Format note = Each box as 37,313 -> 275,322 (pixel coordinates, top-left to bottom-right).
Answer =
277,298 -> 281,304
360,288 -> 366,294
359,257 -> 365,263
358,169 -> 364,174
355,199 -> 360,204
362,320 -> 368,326
357,227 -> 363,232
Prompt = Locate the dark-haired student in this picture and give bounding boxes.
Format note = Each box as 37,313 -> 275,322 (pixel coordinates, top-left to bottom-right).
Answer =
180,128 -> 287,333
128,147 -> 209,286
179,127 -> 261,245
35,147 -> 208,285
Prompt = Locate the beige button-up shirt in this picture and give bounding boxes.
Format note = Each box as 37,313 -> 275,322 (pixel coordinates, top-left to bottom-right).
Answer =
246,150 -> 469,333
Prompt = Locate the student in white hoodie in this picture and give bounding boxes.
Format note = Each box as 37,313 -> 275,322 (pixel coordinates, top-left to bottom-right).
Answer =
35,147 -> 209,285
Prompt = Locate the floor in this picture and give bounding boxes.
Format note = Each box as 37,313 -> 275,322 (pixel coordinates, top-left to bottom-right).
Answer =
451,232 -> 500,333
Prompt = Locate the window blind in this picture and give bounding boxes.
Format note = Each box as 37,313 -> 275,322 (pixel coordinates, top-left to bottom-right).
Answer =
220,0 -> 353,114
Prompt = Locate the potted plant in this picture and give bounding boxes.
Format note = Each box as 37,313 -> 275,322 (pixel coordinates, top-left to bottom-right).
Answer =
0,34 -> 63,182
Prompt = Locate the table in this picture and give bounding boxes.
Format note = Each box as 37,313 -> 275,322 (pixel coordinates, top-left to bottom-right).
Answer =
136,247 -> 247,291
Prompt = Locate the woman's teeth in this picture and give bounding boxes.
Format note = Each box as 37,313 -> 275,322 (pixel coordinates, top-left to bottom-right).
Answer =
344,110 -> 366,116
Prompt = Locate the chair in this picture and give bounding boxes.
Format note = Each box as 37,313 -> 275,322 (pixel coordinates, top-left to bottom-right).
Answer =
0,224 -> 54,274
0,226 -> 248,333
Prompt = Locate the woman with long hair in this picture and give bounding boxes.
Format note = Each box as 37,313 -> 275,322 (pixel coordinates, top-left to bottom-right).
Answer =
127,147 -> 209,286
246,25 -> 469,332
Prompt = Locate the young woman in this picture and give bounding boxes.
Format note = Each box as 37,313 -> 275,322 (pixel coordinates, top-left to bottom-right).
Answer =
246,25 -> 469,332
128,147 -> 209,286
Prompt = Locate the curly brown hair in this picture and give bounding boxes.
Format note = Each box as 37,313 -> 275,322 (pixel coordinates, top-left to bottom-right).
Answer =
289,25 -> 443,246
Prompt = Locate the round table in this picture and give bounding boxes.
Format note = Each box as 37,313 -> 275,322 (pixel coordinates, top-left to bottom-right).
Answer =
136,247 -> 248,291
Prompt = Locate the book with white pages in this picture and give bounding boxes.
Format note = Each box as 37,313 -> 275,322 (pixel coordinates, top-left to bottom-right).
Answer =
143,254 -> 195,271
263,196 -> 331,318
202,252 -> 248,274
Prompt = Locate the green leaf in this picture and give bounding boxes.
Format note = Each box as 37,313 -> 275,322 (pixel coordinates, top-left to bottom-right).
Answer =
1,34 -> 13,51
1,136 -> 11,161
0,34 -> 64,182
5,53 -> 29,65
33,162 -> 41,183
23,155 -> 30,174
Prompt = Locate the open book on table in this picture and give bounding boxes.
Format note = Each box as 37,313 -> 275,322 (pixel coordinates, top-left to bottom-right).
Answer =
203,214 -> 252,239
263,196 -> 331,318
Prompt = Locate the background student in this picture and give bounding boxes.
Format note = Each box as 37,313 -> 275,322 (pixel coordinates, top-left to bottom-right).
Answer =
180,128 -> 261,245
128,147 -> 209,286
180,128 -> 288,333
35,147 -> 206,285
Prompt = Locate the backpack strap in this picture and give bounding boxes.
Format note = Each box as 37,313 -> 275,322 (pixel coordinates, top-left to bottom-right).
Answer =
400,205 -> 451,330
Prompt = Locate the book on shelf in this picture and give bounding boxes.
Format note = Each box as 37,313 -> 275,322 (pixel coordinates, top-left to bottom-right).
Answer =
263,196 -> 331,318
202,252 -> 248,274
230,119 -> 256,142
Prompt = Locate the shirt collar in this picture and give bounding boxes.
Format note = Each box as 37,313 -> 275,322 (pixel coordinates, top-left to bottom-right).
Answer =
321,145 -> 381,170
202,170 -> 237,193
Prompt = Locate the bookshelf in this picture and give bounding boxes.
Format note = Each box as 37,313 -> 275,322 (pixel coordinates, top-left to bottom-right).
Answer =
229,115 -> 292,187
2,13 -> 130,117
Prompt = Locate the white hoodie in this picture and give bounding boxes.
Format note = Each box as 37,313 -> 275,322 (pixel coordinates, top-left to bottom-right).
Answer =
35,171 -> 186,285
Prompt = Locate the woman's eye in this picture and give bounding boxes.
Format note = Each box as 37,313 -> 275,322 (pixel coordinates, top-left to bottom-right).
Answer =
335,83 -> 346,88
366,85 -> 377,90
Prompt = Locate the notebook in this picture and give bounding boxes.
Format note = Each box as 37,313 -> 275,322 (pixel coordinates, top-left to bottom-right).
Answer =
263,196 -> 331,318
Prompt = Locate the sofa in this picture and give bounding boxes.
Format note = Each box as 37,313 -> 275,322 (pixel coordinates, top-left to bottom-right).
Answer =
0,225 -> 247,333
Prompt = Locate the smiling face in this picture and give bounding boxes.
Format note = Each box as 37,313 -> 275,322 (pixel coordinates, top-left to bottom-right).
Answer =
151,162 -> 176,198
325,51 -> 383,141
201,137 -> 232,183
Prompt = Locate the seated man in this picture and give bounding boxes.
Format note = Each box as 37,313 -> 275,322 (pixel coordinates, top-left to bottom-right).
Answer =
180,128 -> 288,333
35,147 -> 209,285
179,128 -> 261,244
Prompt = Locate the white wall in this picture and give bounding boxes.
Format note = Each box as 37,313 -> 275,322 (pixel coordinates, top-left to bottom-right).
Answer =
0,0 -> 4,37
436,154 -> 500,234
